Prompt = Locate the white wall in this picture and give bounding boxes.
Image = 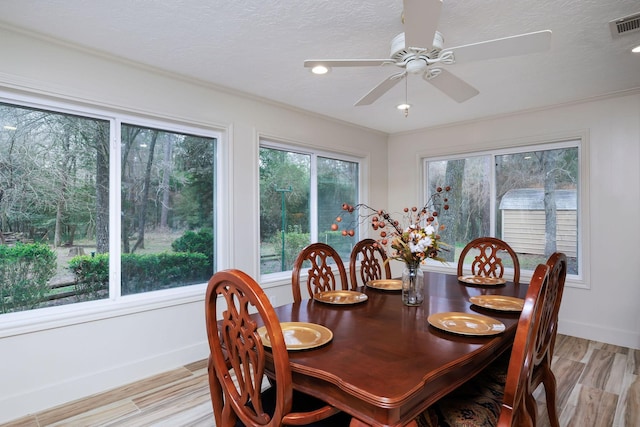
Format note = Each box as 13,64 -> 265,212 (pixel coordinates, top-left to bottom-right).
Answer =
0,27 -> 388,422
388,92 -> 640,351
1,23 -> 638,423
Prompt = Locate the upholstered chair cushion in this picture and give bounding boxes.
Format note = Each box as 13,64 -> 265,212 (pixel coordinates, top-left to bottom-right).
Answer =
414,351 -> 510,427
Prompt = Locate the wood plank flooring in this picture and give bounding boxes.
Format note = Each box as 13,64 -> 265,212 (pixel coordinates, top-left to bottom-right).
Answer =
2,335 -> 639,426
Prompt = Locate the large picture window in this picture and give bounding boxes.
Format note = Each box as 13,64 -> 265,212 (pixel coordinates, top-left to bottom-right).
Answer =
120,124 -> 216,295
426,141 -> 580,277
259,142 -> 359,276
0,100 -> 218,315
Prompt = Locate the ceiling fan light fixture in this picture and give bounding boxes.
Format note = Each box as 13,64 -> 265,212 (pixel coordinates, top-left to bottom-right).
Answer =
311,65 -> 330,74
405,58 -> 427,74
396,103 -> 410,118
397,75 -> 411,117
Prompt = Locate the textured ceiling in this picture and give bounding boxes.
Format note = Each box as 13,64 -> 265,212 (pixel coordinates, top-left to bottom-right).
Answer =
1,0 -> 639,134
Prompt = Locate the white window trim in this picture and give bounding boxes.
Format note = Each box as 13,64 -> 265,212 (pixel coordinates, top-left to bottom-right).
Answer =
0,89 -> 227,338
420,134 -> 590,290
258,138 -> 366,285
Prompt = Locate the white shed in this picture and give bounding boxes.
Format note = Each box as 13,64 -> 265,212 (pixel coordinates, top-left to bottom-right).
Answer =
499,188 -> 577,257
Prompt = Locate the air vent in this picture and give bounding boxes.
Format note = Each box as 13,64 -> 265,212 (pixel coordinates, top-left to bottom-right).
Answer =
609,13 -> 640,38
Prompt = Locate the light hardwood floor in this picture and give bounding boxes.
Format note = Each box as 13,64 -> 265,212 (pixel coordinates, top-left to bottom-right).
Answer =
2,335 -> 639,427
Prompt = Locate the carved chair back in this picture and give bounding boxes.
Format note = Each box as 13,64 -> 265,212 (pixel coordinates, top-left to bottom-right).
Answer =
205,269 -> 342,426
349,238 -> 391,288
457,237 -> 521,284
498,263 -> 551,426
291,243 -> 349,303
528,252 -> 567,427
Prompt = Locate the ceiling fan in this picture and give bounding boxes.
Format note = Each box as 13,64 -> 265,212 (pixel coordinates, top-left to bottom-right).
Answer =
304,0 -> 552,107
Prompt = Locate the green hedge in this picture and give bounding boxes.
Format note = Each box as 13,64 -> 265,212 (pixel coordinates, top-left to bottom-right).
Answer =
68,253 -> 110,301
171,228 -> 213,257
268,230 -> 310,271
69,252 -> 211,296
0,243 -> 57,313
121,252 -> 210,294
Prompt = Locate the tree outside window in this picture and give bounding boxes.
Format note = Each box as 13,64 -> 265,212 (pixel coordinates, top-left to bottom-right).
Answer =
426,143 -> 579,275
120,124 -> 216,295
259,145 -> 359,276
0,101 -> 218,314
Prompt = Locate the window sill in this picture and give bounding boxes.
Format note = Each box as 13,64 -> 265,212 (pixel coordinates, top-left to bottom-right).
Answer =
0,283 -> 208,339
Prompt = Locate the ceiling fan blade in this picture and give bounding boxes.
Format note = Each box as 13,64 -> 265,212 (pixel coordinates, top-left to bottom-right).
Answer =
424,68 -> 479,103
443,30 -> 552,64
355,72 -> 406,106
402,0 -> 443,49
304,59 -> 393,68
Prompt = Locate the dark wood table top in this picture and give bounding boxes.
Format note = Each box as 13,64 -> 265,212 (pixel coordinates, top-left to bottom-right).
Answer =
270,271 -> 528,427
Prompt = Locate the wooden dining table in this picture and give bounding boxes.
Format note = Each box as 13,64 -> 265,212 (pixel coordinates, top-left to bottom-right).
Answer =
267,271 -> 528,427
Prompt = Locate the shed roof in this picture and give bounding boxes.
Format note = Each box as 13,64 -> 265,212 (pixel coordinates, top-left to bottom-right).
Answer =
499,188 -> 576,210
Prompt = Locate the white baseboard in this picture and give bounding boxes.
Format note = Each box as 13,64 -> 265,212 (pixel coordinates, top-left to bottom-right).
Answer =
558,320 -> 640,350
0,340 -> 209,424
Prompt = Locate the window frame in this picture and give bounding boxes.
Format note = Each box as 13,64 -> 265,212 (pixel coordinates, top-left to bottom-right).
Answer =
0,90 -> 227,338
421,136 -> 589,289
259,138 -> 364,283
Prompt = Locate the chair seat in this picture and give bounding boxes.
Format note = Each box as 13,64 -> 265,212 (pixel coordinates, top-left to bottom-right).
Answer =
236,386 -> 352,426
415,352 -> 510,427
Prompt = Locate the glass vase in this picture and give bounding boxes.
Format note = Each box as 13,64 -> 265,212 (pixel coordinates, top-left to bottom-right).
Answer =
402,262 -> 424,306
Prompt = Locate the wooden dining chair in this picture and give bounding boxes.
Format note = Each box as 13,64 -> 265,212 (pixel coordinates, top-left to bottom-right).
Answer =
349,238 -> 391,288
413,263 -> 552,427
529,252 -> 567,427
291,242 -> 350,303
205,269 -> 351,426
457,237 -> 521,284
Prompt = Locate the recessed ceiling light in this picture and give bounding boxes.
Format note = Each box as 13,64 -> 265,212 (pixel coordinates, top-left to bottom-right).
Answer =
311,65 -> 330,75
632,44 -> 640,53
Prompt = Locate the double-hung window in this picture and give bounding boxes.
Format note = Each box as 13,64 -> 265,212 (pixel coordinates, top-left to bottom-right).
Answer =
424,139 -> 582,278
0,97 -> 219,318
259,141 -> 360,278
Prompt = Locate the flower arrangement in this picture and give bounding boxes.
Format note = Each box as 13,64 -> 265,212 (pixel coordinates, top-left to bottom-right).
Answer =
331,186 -> 451,266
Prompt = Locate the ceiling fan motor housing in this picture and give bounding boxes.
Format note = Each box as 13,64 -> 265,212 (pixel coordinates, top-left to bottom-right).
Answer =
390,31 -> 444,61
